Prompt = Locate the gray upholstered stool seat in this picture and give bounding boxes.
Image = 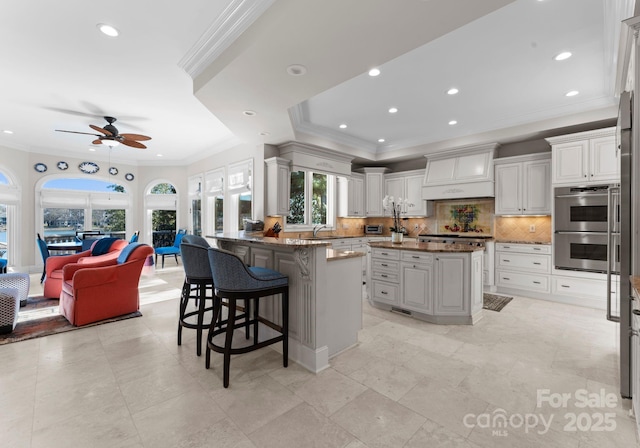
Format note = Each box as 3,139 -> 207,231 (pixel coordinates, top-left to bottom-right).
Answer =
179,235 -> 217,356
0,273 -> 30,307
0,287 -> 20,334
206,247 -> 289,388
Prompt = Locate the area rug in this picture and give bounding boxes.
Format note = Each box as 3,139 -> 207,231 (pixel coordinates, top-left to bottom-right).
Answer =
483,293 -> 513,312
0,296 -> 142,345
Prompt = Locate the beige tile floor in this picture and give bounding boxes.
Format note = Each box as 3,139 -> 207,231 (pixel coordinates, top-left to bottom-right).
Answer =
1,265 -> 638,447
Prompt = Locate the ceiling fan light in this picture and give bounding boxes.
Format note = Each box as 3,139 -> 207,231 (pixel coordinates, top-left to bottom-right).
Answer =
102,139 -> 120,147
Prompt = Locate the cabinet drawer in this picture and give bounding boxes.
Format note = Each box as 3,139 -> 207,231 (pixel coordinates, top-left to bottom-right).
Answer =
372,259 -> 399,272
551,276 -> 609,300
372,270 -> 399,283
496,243 -> 551,255
372,281 -> 399,304
497,270 -> 550,292
401,251 -> 433,263
497,253 -> 551,273
372,248 -> 400,260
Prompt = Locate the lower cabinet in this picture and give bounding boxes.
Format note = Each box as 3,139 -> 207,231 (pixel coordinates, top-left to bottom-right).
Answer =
370,247 -> 482,324
495,242 -> 551,294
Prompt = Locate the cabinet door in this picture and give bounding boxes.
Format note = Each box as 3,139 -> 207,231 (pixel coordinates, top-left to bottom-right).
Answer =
265,158 -> 290,216
384,177 -> 404,202
523,159 -> 551,215
434,254 -> 468,315
365,172 -> 385,216
405,174 -> 428,216
494,163 -> 522,215
401,262 -> 433,313
552,141 -> 588,184
589,136 -> 619,182
350,176 -> 365,216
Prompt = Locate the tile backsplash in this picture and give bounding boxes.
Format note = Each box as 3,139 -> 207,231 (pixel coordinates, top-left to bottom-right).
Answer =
494,216 -> 552,243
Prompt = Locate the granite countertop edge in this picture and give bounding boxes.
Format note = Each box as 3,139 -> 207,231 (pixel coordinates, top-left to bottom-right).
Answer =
368,241 -> 484,253
494,240 -> 551,245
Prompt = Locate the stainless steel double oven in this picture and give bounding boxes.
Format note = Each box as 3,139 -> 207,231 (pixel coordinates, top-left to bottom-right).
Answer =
554,184 -> 620,274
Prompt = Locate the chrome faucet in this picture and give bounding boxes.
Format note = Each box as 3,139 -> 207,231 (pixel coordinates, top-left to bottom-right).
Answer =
313,224 -> 327,237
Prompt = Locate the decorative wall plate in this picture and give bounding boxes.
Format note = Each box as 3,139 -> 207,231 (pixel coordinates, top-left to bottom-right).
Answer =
79,161 -> 99,174
56,161 -> 68,170
34,163 -> 47,173
109,167 -> 118,175
125,173 -> 135,181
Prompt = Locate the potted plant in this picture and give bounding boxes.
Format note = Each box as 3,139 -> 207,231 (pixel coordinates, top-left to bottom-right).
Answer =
383,195 -> 408,243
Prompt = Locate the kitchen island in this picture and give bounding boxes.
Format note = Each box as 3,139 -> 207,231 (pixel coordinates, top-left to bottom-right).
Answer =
368,241 -> 484,325
207,232 -> 364,373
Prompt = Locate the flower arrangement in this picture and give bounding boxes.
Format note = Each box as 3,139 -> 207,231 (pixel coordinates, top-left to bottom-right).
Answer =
382,195 -> 409,234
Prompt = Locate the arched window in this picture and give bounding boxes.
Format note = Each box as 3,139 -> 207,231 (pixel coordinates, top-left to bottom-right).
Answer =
37,177 -> 131,244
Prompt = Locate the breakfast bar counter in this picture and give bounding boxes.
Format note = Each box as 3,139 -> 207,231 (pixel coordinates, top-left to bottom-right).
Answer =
207,232 -> 364,372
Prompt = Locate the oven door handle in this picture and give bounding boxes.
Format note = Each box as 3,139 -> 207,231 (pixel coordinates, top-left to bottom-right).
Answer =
555,231 -> 607,235
555,193 -> 609,198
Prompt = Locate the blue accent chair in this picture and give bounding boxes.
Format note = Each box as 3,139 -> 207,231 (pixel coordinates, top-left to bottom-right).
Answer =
36,233 -> 50,283
0,259 -> 7,274
154,229 -> 187,268
206,247 -> 289,388
129,231 -> 139,243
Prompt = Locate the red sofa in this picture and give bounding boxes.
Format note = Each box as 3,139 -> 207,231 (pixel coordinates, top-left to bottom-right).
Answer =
59,243 -> 154,326
43,238 -> 128,298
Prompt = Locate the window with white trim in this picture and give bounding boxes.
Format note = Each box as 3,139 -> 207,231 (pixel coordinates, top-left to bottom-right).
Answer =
228,159 -> 253,230
286,170 -> 335,230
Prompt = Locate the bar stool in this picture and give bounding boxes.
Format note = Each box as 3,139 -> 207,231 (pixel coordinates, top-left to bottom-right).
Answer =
206,247 -> 289,388
178,235 -> 216,356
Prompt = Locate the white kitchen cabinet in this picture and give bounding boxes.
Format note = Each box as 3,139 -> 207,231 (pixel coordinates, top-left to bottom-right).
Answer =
363,167 -> 388,217
338,174 -> 365,217
401,252 -> 433,314
495,243 -> 551,294
547,128 -> 618,185
434,253 -> 468,315
494,154 -> 551,215
264,157 -> 291,216
385,170 -> 433,217
483,240 -> 495,291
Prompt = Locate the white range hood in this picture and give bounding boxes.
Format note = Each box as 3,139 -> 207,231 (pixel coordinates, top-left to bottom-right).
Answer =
422,143 -> 498,200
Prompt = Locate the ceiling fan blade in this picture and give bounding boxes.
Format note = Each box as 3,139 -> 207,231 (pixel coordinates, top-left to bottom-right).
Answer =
55,130 -> 102,137
120,133 -> 151,141
90,124 -> 113,136
121,139 -> 147,149
92,139 -> 102,145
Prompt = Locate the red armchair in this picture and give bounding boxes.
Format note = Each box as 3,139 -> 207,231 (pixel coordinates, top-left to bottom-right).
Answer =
43,238 -> 129,298
59,243 -> 154,326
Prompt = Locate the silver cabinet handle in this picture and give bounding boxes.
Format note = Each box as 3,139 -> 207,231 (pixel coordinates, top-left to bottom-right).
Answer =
381,252 -> 388,255
533,247 -> 541,251
381,291 -> 388,295
633,310 -> 640,316
381,263 -> 388,267
533,262 -> 541,265
503,259 -> 510,262
533,281 -> 541,284
381,274 -> 388,278
561,285 -> 570,288
503,277 -> 510,281
412,255 -> 420,259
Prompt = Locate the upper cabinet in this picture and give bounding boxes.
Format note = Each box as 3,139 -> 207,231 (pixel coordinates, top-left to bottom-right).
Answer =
264,157 -> 291,217
494,153 -> 551,216
338,173 -> 365,217
384,170 -> 433,217
422,143 -> 498,200
546,128 -> 618,185
362,167 -> 389,217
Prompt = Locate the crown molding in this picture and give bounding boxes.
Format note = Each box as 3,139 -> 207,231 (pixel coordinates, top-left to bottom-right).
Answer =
179,0 -> 275,79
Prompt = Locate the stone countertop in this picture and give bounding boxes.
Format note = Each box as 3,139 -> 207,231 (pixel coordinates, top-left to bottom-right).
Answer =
326,248 -> 366,262
208,232 -> 332,247
369,241 -> 484,253
494,240 -> 551,245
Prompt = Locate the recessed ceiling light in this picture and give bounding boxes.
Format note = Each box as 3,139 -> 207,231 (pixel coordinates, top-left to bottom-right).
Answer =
447,88 -> 459,95
3,130 -> 13,134
97,23 -> 119,37
388,107 -> 398,114
89,147 -> 96,152
565,90 -> 579,97
368,68 -> 381,77
339,124 -> 347,129
449,120 -> 458,125
554,51 -> 572,61
378,138 -> 385,143
157,154 -> 163,157
286,64 -> 307,76
243,110 -> 257,116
